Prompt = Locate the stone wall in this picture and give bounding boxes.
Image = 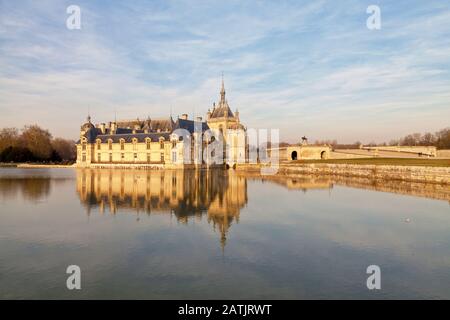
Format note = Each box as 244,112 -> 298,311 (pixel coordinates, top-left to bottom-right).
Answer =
236,163 -> 450,185
362,145 -> 437,156
437,149 -> 450,158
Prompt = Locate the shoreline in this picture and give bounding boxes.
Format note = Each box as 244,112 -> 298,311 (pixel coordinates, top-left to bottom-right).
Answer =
236,163 -> 450,185
0,163 -> 75,168
2,162 -> 449,185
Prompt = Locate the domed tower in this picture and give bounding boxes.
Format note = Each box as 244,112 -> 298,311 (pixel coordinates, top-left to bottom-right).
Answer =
77,114 -> 98,165
206,76 -> 247,165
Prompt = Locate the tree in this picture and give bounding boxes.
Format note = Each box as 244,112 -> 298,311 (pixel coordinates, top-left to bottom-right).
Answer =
420,132 -> 435,146
20,125 -> 53,160
51,138 -> 76,161
435,128 -> 450,149
400,134 -> 416,146
0,127 -> 19,153
389,139 -> 399,146
0,146 -> 35,162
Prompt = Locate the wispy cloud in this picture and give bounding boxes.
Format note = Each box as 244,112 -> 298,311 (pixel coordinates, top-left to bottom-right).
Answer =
0,0 -> 449,142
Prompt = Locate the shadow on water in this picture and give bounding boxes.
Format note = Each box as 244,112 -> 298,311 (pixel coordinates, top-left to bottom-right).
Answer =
0,178 -> 51,201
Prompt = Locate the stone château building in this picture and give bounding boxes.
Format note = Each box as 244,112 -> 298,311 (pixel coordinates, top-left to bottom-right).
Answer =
76,79 -> 247,168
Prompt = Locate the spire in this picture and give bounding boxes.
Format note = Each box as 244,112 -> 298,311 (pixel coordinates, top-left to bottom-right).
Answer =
87,106 -> 91,123
220,73 -> 226,104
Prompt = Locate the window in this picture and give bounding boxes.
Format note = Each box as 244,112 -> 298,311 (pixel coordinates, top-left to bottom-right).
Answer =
109,153 -> 112,162
82,142 -> 86,151
120,140 -> 125,150
82,154 -> 86,162
121,153 -> 124,160
98,153 -> 101,162
160,140 -> 164,149
134,153 -> 137,159
172,141 -> 177,148
161,153 -> 164,162
172,151 -> 177,162
147,154 -> 151,163
132,138 -> 138,150
108,140 -> 112,150
146,139 -> 151,150
97,140 -> 101,150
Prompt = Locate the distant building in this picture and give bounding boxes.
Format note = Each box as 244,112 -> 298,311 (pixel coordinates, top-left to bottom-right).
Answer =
76,79 -> 247,168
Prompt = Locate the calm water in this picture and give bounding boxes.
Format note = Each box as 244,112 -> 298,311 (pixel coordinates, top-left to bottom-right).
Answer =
0,167 -> 449,299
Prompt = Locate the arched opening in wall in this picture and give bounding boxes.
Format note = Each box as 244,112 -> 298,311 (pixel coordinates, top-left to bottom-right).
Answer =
291,151 -> 298,160
320,151 -> 326,159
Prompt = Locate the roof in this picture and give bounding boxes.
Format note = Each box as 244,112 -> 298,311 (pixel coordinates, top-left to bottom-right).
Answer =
174,118 -> 209,133
210,103 -> 234,118
209,78 -> 235,119
115,117 -> 175,132
95,132 -> 171,143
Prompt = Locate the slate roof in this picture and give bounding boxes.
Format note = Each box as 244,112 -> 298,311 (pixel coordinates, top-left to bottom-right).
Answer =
174,118 -> 209,133
95,132 -> 171,143
210,103 -> 234,118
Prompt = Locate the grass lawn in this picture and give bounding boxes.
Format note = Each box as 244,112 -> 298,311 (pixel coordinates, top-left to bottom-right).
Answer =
289,157 -> 450,167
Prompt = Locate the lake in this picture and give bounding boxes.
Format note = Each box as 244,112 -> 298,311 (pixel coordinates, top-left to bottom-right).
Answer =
0,167 -> 449,299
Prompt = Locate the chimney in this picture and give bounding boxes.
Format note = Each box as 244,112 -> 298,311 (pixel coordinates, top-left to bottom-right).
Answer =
100,123 -> 106,134
195,116 -> 202,122
181,114 -> 188,120
111,122 -> 117,134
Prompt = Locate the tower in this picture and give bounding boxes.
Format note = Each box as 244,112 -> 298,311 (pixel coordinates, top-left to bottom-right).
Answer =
206,76 -> 247,165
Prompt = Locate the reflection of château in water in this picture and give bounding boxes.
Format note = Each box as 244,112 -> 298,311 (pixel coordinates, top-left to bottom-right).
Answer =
76,169 -> 247,248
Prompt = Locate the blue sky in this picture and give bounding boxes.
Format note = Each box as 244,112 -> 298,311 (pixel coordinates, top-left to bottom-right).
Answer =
0,0 -> 449,142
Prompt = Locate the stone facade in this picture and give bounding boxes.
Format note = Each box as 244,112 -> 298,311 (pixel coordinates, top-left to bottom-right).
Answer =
76,80 -> 247,168
286,145 -> 331,160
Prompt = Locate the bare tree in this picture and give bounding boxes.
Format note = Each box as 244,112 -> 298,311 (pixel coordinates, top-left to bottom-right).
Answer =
0,127 -> 19,152
20,125 -> 53,160
435,128 -> 450,149
51,138 -> 76,161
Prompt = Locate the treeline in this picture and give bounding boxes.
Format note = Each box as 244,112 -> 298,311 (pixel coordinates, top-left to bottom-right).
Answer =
387,128 -> 450,149
314,127 -> 450,149
0,125 -> 76,164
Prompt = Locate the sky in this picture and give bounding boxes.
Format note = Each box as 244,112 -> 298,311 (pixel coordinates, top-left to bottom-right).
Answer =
0,0 -> 449,143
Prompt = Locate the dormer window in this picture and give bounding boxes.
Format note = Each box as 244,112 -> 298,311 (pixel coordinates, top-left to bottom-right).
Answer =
120,139 -> 125,150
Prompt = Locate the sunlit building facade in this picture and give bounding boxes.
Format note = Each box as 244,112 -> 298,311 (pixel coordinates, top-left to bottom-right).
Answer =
76,80 -> 247,168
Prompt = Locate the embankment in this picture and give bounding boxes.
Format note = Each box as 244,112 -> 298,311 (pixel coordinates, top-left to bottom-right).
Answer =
236,163 -> 450,185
